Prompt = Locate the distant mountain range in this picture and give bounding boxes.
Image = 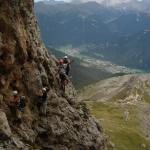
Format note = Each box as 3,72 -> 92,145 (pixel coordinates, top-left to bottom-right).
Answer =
35,1 -> 150,44
35,2 -> 118,45
36,0 -> 150,13
35,1 -> 150,71
35,0 -> 150,24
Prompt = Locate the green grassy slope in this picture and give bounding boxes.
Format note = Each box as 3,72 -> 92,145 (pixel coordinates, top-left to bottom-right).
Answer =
86,101 -> 150,150
80,74 -> 150,150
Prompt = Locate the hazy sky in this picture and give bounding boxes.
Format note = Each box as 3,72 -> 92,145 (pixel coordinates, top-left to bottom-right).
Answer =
34,0 -> 144,5
34,0 -> 70,2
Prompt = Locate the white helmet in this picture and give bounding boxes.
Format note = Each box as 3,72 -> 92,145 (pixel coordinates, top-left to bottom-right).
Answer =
64,56 -> 68,59
13,90 -> 18,96
42,88 -> 47,92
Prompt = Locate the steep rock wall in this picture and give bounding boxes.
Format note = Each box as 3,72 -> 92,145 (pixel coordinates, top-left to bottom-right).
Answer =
0,0 -> 106,149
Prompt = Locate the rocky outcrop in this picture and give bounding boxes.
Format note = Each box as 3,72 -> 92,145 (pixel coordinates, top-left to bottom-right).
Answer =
79,74 -> 150,104
0,111 -> 12,140
0,0 -> 106,149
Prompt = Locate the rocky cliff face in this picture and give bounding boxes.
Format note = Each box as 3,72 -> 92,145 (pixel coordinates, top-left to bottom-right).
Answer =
0,0 -> 106,149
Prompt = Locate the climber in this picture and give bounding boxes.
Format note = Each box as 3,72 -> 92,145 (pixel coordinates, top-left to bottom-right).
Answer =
63,56 -> 71,76
58,59 -> 69,92
37,87 -> 49,116
9,91 -> 26,124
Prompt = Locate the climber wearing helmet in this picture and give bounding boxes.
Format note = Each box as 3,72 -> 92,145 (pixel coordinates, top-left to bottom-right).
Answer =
37,87 -> 49,116
58,59 -> 69,92
63,56 -> 71,76
9,90 -> 26,124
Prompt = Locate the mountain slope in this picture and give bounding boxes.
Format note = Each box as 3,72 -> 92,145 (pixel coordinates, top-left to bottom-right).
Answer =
0,0 -> 106,149
107,12 -> 150,35
79,74 -> 150,102
97,30 -> 150,70
79,74 -> 150,149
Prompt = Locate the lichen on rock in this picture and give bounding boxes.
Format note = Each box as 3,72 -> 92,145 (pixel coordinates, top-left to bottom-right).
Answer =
0,0 -> 107,149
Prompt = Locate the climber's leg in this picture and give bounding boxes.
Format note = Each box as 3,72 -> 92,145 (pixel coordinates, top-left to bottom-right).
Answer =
16,109 -> 22,124
42,101 -> 47,116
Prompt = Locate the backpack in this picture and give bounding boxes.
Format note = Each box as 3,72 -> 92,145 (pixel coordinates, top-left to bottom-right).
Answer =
18,97 -> 26,109
38,92 -> 48,104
